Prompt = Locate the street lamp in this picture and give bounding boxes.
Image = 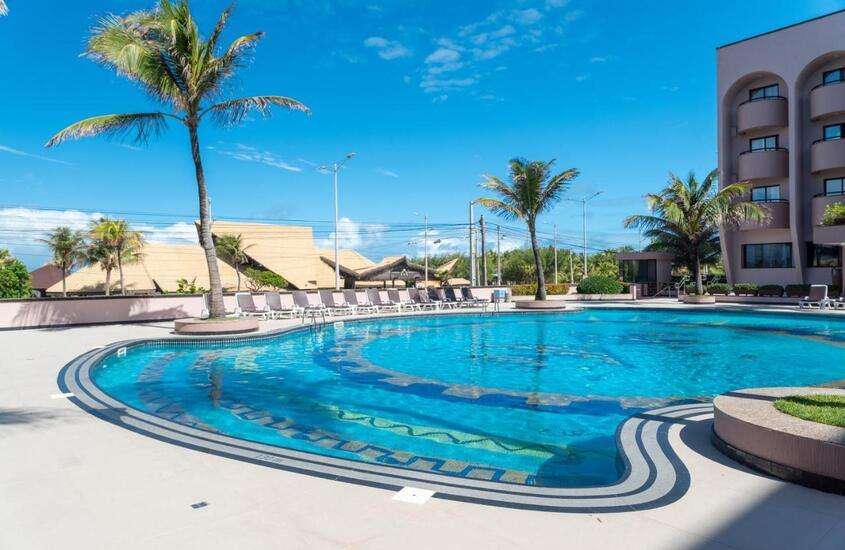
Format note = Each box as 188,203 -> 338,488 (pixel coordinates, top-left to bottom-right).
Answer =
413,211 -> 429,284
566,190 -> 603,278
320,152 -> 356,290
468,199 -> 481,286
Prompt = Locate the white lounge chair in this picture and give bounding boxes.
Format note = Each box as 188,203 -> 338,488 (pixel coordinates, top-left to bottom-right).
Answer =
320,289 -> 354,315
234,292 -> 271,319
367,288 -> 400,312
264,291 -> 303,319
799,285 -> 832,310
344,289 -> 377,314
200,293 -> 237,318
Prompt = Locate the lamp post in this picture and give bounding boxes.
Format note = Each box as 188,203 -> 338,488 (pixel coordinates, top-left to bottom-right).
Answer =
320,152 -> 356,290
468,200 -> 481,285
566,191 -> 603,278
413,211 -> 429,284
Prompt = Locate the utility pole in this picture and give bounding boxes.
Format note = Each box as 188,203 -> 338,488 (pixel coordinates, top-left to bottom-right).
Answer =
423,213 -> 429,284
320,152 -> 356,290
468,202 -> 475,286
553,224 -> 558,284
496,224 -> 502,285
569,249 -> 574,284
566,191 -> 603,279
480,215 -> 487,286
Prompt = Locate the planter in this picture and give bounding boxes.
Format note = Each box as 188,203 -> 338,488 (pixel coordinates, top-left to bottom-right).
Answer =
513,299 -> 568,310
680,294 -> 716,304
174,317 -> 259,335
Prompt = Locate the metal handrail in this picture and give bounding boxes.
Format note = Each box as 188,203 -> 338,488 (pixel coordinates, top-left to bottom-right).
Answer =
737,95 -> 787,107
811,78 -> 845,91
738,147 -> 787,157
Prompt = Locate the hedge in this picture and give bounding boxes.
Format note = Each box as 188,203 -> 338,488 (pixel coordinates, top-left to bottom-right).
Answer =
511,283 -> 570,296
732,283 -> 757,296
784,284 -> 810,298
706,283 -> 731,295
576,275 -> 624,294
757,284 -> 784,297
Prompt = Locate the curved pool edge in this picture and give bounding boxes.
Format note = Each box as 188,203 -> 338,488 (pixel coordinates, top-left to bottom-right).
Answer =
56,317 -> 715,513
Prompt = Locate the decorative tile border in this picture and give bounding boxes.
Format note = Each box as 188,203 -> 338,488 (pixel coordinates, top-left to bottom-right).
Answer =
57,313 -> 714,513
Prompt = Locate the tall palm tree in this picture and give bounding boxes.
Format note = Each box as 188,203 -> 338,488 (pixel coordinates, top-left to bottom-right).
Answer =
90,218 -> 145,295
214,233 -> 251,291
45,1 -> 309,317
477,158 -> 579,300
40,226 -> 87,297
0,2 -> 8,16
623,170 -> 768,295
85,238 -> 120,296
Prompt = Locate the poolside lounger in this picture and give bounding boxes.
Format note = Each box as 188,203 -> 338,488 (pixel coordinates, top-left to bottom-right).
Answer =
344,289 -> 377,314
445,287 -> 469,307
409,288 -> 438,310
799,285 -> 832,310
234,292 -> 272,320
398,289 -> 423,310
264,291 -> 303,319
293,290 -> 328,315
461,287 -> 490,311
319,289 -> 355,315
433,288 -> 458,309
389,289 -> 419,311
332,290 -> 359,314
200,293 -> 237,318
367,288 -> 400,312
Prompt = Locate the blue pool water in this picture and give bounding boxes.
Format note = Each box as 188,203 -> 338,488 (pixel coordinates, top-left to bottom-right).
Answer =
92,309 -> 845,487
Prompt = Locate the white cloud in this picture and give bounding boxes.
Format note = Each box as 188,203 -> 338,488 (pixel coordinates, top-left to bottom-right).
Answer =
414,228 -> 523,257
420,76 -> 477,93
375,167 -> 399,178
425,47 -> 461,64
661,85 -> 680,93
590,56 -> 608,63
134,221 -> 198,245
0,144 -> 70,165
575,74 -> 589,82
545,0 -> 571,7
317,217 -> 387,250
364,36 -> 411,60
213,143 -> 301,172
514,8 -> 543,25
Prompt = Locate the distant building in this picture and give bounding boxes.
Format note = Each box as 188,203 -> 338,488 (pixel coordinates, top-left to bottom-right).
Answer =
717,9 -> 845,286
29,264 -> 64,297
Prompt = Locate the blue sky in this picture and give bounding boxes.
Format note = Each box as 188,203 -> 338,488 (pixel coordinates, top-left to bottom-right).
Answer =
1,0 -> 843,268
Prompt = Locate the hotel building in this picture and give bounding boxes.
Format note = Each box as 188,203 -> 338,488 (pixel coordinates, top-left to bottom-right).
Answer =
718,10 -> 845,287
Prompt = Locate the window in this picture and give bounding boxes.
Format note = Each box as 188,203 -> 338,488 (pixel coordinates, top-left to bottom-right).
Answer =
826,178 -> 845,196
823,68 -> 844,85
806,242 -> 841,268
749,84 -> 779,100
749,135 -> 778,151
742,243 -> 793,269
619,260 -> 657,283
823,124 -> 844,141
751,185 -> 780,202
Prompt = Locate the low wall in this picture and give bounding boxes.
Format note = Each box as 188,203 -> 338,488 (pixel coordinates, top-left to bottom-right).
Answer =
511,293 -> 633,302
0,286 -> 509,330
713,295 -> 800,305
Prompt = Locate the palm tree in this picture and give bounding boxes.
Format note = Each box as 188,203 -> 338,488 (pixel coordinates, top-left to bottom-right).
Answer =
0,2 -> 8,16
214,233 -> 252,291
85,238 -> 119,296
623,170 -> 768,295
45,1 -> 309,317
477,158 -> 579,300
90,218 -> 145,295
40,226 -> 87,297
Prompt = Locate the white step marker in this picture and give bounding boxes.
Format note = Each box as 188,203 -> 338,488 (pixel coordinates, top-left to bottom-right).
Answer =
334,321 -> 345,328
50,392 -> 74,399
392,487 -> 435,505
117,347 -> 127,357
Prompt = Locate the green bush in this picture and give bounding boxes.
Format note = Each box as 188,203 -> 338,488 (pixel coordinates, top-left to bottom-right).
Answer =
785,284 -> 810,297
245,268 -> 288,291
821,202 -> 845,226
576,275 -> 624,294
732,282 -> 757,296
175,277 -> 207,295
0,257 -> 32,299
511,283 -> 570,296
706,283 -> 731,295
757,284 -> 784,297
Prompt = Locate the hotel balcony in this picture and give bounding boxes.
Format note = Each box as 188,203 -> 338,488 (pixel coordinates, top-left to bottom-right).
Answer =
736,97 -> 787,134
811,193 -> 845,244
737,200 -> 789,230
811,138 -> 845,173
810,81 -> 845,120
737,148 -> 788,181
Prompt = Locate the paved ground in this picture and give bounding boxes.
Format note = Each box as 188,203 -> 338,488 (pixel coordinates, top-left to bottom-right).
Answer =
2,300 -> 845,549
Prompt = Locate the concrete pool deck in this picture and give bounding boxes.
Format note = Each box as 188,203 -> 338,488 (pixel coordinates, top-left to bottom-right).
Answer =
2,300 -> 845,549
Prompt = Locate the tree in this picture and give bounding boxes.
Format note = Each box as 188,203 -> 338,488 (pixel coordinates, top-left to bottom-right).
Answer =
84,238 -> 119,296
40,226 -> 86,297
0,248 -> 10,266
45,1 -> 309,317
244,268 -> 287,291
0,252 -> 31,299
623,170 -> 767,295
215,233 -> 252,291
90,218 -> 145,295
477,158 -> 579,300
0,2 -> 7,16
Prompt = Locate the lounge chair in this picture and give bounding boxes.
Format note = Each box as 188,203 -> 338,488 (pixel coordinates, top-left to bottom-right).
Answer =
367,288 -> 400,312
433,288 -> 458,309
462,287 -> 490,310
200,293 -> 236,318
264,291 -> 303,319
389,289 -> 419,311
319,289 -> 355,315
234,292 -> 271,320
344,289 -> 377,314
410,288 -> 438,310
445,287 -> 469,307
799,285 -> 832,310
293,290 -> 328,321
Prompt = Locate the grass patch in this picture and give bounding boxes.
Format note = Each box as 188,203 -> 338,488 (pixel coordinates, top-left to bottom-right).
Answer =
773,394 -> 845,428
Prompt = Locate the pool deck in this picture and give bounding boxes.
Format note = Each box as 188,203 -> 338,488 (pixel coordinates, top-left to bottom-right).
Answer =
2,299 -> 845,549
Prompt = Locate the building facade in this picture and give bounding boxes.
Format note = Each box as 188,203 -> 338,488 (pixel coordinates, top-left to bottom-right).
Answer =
718,10 -> 845,287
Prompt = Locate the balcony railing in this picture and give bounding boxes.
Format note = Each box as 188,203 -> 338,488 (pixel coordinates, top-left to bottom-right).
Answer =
811,137 -> 845,173
738,199 -> 789,231
811,80 -> 845,120
737,148 -> 788,181
736,96 -> 787,134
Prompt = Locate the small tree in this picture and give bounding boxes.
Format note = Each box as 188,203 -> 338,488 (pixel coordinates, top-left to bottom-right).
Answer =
215,233 -> 252,291
0,252 -> 31,299
40,226 -> 87,297
90,218 -> 145,295
245,268 -> 287,291
85,238 -> 119,296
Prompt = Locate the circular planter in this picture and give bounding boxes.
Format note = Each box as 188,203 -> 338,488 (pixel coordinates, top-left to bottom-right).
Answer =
174,317 -> 259,335
713,387 -> 845,494
681,294 -> 716,304
513,299 -> 567,310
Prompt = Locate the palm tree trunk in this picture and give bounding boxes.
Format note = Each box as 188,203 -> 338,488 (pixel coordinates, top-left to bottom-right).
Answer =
236,267 -> 241,291
529,220 -> 547,300
61,264 -> 67,298
117,251 -> 125,295
188,120 -> 226,318
105,268 -> 112,297
694,255 -> 703,295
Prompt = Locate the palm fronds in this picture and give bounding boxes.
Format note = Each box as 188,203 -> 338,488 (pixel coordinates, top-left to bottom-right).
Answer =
45,113 -> 170,147
0,1 -> 8,16
205,95 -> 310,126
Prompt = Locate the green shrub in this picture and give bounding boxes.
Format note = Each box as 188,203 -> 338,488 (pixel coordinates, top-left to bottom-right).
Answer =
757,284 -> 784,297
732,282 -> 757,296
511,283 -> 570,296
821,202 -> 845,226
174,277 -> 207,295
245,268 -> 288,291
576,275 -> 624,294
0,257 -> 32,299
706,283 -> 731,295
785,284 -> 811,297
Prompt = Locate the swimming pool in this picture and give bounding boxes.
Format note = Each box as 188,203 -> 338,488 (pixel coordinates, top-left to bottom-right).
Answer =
78,309 -> 845,495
